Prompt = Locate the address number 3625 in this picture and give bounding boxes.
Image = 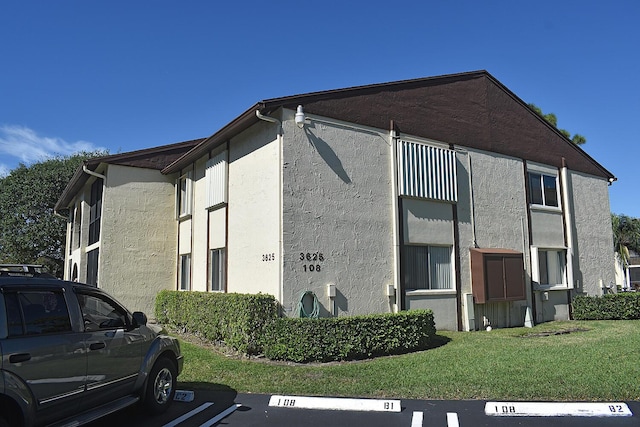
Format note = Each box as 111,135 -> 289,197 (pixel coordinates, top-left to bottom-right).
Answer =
299,252 -> 324,262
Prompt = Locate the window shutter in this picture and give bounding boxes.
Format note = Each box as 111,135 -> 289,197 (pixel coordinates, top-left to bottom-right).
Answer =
398,140 -> 457,202
206,151 -> 228,208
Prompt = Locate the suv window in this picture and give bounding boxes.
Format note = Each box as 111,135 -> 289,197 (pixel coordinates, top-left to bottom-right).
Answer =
5,291 -> 72,336
76,292 -> 128,331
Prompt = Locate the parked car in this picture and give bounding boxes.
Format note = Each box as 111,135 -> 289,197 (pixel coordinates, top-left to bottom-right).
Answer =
0,265 -> 183,427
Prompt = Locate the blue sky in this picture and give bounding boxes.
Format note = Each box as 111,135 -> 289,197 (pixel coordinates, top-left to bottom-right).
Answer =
1,1 -> 638,216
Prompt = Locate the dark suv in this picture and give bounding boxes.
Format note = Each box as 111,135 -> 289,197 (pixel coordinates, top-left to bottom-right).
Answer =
0,265 -> 183,427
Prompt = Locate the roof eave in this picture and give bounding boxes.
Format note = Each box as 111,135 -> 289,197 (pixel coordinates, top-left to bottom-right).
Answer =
162,103 -> 263,174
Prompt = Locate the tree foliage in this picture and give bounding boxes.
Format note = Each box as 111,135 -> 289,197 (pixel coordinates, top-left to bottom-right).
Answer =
528,103 -> 587,145
612,213 -> 640,266
0,152 -> 105,277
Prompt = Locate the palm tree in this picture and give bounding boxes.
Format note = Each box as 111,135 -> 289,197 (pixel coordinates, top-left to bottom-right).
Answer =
612,214 -> 640,290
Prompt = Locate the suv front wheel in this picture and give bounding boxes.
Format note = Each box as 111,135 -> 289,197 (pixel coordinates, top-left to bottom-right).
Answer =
144,357 -> 177,414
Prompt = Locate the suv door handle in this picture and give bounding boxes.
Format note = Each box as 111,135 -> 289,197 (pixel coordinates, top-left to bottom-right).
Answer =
89,342 -> 106,351
9,353 -> 31,363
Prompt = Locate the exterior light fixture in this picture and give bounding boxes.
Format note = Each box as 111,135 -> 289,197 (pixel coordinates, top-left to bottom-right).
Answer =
295,105 -> 306,128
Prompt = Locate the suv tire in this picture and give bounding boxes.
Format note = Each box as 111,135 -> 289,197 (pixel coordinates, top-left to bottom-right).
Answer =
144,357 -> 177,414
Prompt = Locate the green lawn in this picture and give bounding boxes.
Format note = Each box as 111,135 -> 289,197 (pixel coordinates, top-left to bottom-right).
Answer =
176,320 -> 640,401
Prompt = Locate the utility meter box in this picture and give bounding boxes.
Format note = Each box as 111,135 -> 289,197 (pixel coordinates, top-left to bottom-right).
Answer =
385,284 -> 395,297
326,283 -> 336,298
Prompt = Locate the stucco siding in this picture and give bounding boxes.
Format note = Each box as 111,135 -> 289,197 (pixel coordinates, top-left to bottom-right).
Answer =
569,171 -> 615,295
464,149 -> 531,328
530,210 -> 565,248
99,164 -> 177,316
468,150 -> 529,252
226,122 -> 281,298
208,208 -> 226,249
191,158 -> 209,291
403,199 -> 454,245
281,113 -> 394,317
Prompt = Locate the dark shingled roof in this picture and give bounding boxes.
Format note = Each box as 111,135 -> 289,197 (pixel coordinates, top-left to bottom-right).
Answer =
55,138 -> 203,212
163,70 -> 614,182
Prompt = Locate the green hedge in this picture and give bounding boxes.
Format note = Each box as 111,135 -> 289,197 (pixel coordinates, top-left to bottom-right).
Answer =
155,290 -> 279,354
572,293 -> 640,320
260,309 -> 436,363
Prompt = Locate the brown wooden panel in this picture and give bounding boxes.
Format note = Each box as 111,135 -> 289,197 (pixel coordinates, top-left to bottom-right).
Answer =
485,256 -> 506,301
504,256 -> 526,300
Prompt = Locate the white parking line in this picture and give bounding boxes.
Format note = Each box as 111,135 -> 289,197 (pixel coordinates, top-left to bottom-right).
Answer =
162,402 -> 214,427
446,412 -> 460,427
199,404 -> 242,427
269,395 -> 401,412
485,402 -> 633,417
411,411 -> 423,426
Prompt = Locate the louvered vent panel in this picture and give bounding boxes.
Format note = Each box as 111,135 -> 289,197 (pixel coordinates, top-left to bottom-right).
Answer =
206,151 -> 228,207
398,141 -> 457,202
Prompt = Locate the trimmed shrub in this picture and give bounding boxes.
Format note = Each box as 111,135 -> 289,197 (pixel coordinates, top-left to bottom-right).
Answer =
155,290 -> 279,354
260,309 -> 436,363
572,293 -> 640,320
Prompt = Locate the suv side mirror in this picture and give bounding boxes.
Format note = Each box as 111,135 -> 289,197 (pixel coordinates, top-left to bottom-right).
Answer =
132,312 -> 147,327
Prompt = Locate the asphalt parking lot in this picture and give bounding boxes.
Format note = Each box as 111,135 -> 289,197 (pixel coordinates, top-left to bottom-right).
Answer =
89,389 -> 640,427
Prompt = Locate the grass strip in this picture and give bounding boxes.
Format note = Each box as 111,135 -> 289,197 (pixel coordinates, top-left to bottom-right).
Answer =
176,320 -> 640,401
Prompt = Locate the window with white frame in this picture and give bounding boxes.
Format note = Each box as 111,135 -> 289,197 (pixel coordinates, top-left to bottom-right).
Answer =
532,247 -> 567,287
206,151 -> 228,208
179,254 -> 191,291
176,171 -> 193,218
402,245 -> 454,290
209,248 -> 226,292
528,172 -> 559,208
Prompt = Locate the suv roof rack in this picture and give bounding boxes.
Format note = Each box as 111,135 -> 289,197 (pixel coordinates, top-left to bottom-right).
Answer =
0,264 -> 56,278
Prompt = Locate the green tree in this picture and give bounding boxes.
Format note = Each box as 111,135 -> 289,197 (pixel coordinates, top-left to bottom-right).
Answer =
611,213 -> 640,268
528,103 -> 587,145
0,152 -> 105,277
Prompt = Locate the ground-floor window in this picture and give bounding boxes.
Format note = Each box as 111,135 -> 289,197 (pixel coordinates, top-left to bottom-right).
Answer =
179,254 -> 191,291
209,248 -> 226,292
537,248 -> 566,286
403,245 -> 453,290
87,249 -> 99,286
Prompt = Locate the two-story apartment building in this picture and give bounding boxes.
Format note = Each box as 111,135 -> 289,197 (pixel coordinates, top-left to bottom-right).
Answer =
55,71 -> 616,330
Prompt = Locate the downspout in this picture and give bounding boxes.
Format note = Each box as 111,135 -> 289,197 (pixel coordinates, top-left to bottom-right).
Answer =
390,122 -> 400,313
256,110 -> 284,311
560,158 -> 575,306
83,164 -> 106,181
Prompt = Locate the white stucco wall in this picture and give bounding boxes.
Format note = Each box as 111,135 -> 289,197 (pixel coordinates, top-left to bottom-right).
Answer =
281,112 -> 395,317
191,158 -> 209,291
463,149 -> 532,329
226,121 -> 281,298
569,170 -> 615,295
99,165 -> 177,316
402,198 -> 458,330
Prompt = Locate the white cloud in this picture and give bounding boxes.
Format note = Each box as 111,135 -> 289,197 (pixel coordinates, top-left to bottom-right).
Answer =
0,125 -> 103,169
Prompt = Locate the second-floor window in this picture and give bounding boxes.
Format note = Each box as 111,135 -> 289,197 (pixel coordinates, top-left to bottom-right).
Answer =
528,172 -> 559,208
88,179 -> 102,245
177,171 -> 193,218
